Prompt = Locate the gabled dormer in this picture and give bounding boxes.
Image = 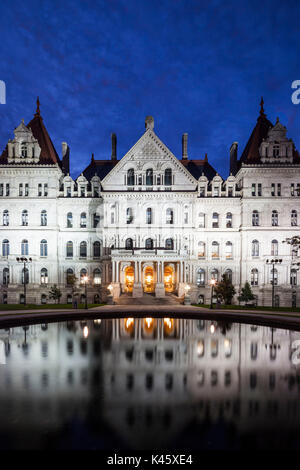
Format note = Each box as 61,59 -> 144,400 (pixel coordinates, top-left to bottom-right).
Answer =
260,118 -> 294,163
198,174 -> 208,197
7,119 -> 41,163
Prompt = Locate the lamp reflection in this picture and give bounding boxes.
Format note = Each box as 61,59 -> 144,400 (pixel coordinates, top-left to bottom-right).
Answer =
164,318 -> 174,336
124,318 -> 135,335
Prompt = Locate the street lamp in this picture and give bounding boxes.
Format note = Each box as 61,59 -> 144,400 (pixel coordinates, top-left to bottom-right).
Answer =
266,258 -> 282,308
16,257 -> 32,306
83,275 -> 88,309
209,278 -> 216,309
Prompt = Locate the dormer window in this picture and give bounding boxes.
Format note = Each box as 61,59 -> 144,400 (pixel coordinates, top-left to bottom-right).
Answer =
213,186 -> 219,197
146,169 -> 153,186
273,144 -> 280,157
21,142 -> 27,158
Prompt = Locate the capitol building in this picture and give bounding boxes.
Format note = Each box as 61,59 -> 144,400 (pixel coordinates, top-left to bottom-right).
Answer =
0,98 -> 299,306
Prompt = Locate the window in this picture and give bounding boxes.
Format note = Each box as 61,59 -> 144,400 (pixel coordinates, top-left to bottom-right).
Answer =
0,184 -> 3,196
252,183 -> 256,196
22,268 -> 29,285
273,144 -> 279,157
80,186 -> 86,197
93,241 -> 101,258
212,212 -> 219,228
41,294 -> 47,304
40,268 -> 48,284
213,186 -> 220,197
66,241 -> 73,258
164,168 -> 172,186
126,208 -> 133,224
271,183 -> 275,197
211,269 -> 218,281
19,183 -> 23,196
127,168 -> 135,186
199,213 -> 205,228
165,238 -> 174,250
212,241 -> 219,258
198,242 -> 205,258
226,212 -> 232,228
80,269 -> 87,284
21,142 -> 27,158
3,268 -> 9,285
252,240 -> 259,257
145,238 -> 153,250
251,269 -> 258,286
224,269 -> 232,283
252,210 -> 259,226
66,268 -> 74,285
40,239 -> 48,257
271,240 -> 278,256
125,238 -> 133,249
44,184 -> 48,196
184,212 -> 188,224
93,268 -> 101,285
257,184 -> 262,196
146,208 -> 152,224
41,210 -> 47,226
80,241 -> 87,258
5,184 -> 9,196
3,210 -> 9,226
270,268 -> 278,286
110,212 -> 115,224
291,210 -> 297,226
157,175 -> 161,185
22,210 -> 28,226
24,184 -> 29,196
166,208 -> 174,224
146,169 -> 153,185
2,239 -> 9,256
21,239 -> 28,256
38,184 -> 42,196
228,186 -> 233,197
291,269 -> 297,286
225,241 -> 233,259
80,212 -> 87,228
199,186 -> 205,197
272,210 -> 278,226
196,268 -> 205,286
67,212 -> 73,228
93,213 -> 100,228
66,186 -> 71,197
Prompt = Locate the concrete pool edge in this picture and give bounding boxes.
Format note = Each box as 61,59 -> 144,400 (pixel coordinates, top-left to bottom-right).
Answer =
1,304 -> 300,331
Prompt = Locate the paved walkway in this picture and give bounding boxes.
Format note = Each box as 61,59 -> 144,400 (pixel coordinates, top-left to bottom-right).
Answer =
115,293 -> 180,306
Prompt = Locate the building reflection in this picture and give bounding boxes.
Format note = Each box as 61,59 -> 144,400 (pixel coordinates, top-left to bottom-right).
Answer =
0,318 -> 300,450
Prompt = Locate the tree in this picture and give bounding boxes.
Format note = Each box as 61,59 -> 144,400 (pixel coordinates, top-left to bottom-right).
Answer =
238,282 -> 255,304
214,274 -> 236,305
49,284 -> 62,304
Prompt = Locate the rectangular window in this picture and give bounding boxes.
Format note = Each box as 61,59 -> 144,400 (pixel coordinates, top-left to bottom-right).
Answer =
297,184 -> 300,196
44,184 -> 48,196
271,183 -> 275,197
199,187 -> 205,197
258,184 -> 262,196
277,183 -> 281,196
291,184 -> 295,196
38,184 -> 42,196
0,184 -> 3,196
19,184 -> 23,197
228,186 -> 233,197
66,187 -> 71,197
252,184 -> 256,196
213,187 -> 219,197
25,183 -> 29,196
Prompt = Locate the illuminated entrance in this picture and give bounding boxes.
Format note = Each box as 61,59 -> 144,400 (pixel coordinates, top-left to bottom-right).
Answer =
164,265 -> 175,292
125,266 -> 134,293
143,266 -> 154,293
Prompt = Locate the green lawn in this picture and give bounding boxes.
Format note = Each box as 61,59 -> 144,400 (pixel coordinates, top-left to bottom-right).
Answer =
0,303 -> 104,311
193,304 -> 300,312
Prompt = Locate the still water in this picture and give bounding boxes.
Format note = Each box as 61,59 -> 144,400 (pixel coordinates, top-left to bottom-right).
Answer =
0,317 -> 300,450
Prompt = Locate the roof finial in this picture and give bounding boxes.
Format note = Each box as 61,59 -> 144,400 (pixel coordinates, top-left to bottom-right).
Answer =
259,96 -> 265,117
91,153 -> 95,163
35,96 -> 40,116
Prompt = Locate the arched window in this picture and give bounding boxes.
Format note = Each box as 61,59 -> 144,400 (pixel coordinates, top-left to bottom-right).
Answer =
126,208 -> 133,224
80,268 -> 87,284
251,269 -> 258,286
80,212 -> 87,228
224,269 -> 233,283
252,210 -> 259,226
125,238 -> 133,249
211,269 -> 218,281
146,168 -> 153,185
22,267 -> 29,285
212,241 -> 219,258
2,239 -> 9,256
272,210 -> 278,226
40,239 -> 48,257
165,238 -> 174,250
225,241 -> 233,259
290,269 -> 297,286
41,210 -> 47,226
252,240 -> 259,257
93,268 -> 101,285
21,142 -> 27,158
66,268 -> 74,285
93,241 -> 101,258
21,239 -> 28,256
145,238 -> 153,250
270,268 -> 278,286
196,268 -> 205,286
40,268 -> 48,284
66,241 -> 73,258
22,210 -> 28,226
226,212 -> 232,228
67,212 -> 73,228
199,213 -> 205,228
198,242 -> 205,258
291,210 -> 297,226
127,168 -> 135,186
271,239 -> 278,256
93,213 -> 100,228
164,168 -> 172,186
80,241 -> 87,258
166,208 -> 174,224
3,268 -> 9,285
146,207 -> 152,224
3,210 -> 9,226
212,212 -> 219,228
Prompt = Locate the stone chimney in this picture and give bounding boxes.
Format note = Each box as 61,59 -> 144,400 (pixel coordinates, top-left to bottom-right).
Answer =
111,133 -> 117,161
230,142 -> 238,175
61,142 -> 70,175
182,133 -> 188,160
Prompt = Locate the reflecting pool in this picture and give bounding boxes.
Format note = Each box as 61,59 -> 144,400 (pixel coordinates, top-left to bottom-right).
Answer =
0,317 -> 300,450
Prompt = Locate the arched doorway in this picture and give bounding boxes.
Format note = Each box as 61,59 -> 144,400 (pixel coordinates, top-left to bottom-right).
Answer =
144,266 -> 154,293
124,266 -> 134,293
164,265 -> 175,292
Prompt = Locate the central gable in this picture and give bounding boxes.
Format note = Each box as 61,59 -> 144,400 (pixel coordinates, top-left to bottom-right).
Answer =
101,129 -> 198,191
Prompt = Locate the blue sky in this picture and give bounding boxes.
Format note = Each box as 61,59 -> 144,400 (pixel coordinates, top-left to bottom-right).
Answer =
0,0 -> 300,178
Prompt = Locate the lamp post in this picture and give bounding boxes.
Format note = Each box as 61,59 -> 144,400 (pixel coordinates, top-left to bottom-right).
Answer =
266,258 -> 282,308
209,278 -> 216,309
83,275 -> 88,309
16,257 -> 32,306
